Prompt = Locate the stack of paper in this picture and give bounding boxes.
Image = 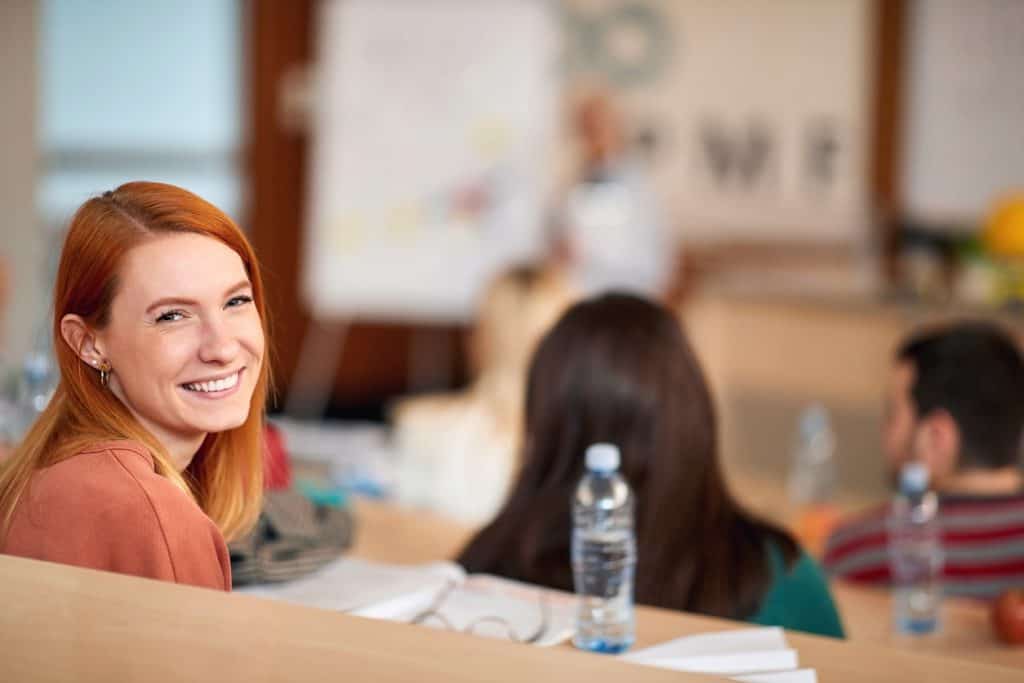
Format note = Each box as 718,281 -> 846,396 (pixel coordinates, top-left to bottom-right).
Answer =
622,627 -> 816,683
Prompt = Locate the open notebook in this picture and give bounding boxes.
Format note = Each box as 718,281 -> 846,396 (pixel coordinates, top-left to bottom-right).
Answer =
239,557 -> 815,681
236,557 -> 576,647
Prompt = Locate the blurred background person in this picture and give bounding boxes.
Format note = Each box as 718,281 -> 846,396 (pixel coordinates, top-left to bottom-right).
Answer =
0,182 -> 270,590
392,264 -> 576,524
459,294 -> 844,637
551,90 -> 674,299
824,322 -> 1024,600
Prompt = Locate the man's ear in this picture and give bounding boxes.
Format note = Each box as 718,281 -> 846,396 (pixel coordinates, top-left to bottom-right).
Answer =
60,314 -> 106,368
914,410 -> 960,484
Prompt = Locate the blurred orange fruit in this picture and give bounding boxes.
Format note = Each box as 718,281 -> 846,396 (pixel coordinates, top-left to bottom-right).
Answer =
983,192 -> 1024,258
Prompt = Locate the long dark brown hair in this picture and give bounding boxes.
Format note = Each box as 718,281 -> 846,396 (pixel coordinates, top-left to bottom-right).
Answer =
458,293 -> 798,620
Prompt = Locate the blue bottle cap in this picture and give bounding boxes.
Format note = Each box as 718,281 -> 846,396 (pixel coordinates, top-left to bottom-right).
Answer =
585,443 -> 620,472
899,462 -> 930,494
799,403 -> 830,440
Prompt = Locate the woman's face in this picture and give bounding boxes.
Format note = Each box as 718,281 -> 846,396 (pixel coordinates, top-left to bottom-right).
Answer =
95,233 -> 264,459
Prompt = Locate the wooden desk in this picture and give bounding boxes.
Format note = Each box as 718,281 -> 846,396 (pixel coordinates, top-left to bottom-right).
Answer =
2,500 -> 1021,681
351,499 -> 1024,673
832,582 -> 1024,670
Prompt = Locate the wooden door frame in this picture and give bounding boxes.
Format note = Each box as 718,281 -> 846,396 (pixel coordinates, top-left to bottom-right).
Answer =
245,0 -> 468,415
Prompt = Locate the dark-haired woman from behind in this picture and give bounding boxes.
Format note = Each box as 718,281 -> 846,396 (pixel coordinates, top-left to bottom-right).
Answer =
458,294 -> 844,637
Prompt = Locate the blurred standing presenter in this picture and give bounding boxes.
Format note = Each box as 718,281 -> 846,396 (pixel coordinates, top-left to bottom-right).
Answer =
553,91 -> 675,298
0,182 -> 271,591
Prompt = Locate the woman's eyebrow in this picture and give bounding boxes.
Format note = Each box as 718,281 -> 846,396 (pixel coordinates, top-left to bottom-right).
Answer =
144,280 -> 252,314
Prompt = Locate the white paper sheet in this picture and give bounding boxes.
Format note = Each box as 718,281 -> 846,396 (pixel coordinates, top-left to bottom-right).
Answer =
733,668 -> 818,683
306,0 -> 558,321
236,557 -> 463,613
623,627 -> 789,661
629,649 -> 799,675
623,627 -> 808,677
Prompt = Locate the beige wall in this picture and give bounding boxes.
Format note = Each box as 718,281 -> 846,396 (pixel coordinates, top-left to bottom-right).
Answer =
684,293 -> 897,509
681,291 -> 1024,515
0,1 -> 42,362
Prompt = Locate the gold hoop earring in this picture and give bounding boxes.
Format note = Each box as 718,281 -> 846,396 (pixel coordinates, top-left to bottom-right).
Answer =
98,361 -> 111,388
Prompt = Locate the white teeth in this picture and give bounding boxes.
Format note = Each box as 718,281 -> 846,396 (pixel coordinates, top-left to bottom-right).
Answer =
184,372 -> 239,393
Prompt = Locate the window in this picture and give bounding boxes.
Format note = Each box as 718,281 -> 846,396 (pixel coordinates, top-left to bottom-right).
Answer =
39,0 -> 244,228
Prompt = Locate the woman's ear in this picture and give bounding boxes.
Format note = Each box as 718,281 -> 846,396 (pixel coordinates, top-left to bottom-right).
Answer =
60,314 -> 105,368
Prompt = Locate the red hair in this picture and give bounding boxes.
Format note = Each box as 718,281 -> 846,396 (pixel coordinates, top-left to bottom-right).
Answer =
0,182 -> 270,541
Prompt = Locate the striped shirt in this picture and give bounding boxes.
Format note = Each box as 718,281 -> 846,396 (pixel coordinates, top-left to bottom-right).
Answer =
822,492 -> 1024,601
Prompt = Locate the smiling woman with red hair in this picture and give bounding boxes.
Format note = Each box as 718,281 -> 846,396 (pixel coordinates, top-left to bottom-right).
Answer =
0,182 -> 271,590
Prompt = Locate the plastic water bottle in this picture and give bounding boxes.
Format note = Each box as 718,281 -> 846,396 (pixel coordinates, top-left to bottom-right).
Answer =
787,404 -> 840,555
888,462 -> 943,635
14,350 -> 56,439
571,443 -> 636,653
0,357 -> 17,450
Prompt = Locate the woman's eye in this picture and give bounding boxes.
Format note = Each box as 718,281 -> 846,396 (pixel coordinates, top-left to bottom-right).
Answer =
155,310 -> 185,323
226,294 -> 253,308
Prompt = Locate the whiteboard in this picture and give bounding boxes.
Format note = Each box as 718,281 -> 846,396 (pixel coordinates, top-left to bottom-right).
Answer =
902,0 -> 1024,227
304,0 -> 558,321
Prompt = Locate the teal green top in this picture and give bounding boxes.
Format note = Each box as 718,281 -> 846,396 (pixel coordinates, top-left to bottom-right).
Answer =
749,543 -> 845,638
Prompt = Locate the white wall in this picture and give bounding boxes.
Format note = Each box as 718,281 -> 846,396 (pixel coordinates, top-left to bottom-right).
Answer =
562,0 -> 874,243
902,0 -> 1024,227
0,0 -> 42,362
39,0 -> 243,224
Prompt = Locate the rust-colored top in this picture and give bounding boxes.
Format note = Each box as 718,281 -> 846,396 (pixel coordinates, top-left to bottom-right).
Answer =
1,440 -> 230,591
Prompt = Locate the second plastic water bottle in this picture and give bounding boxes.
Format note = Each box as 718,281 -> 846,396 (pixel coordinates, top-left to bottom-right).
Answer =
572,443 -> 636,653
889,462 -> 943,635
787,404 -> 841,556
15,350 -> 56,440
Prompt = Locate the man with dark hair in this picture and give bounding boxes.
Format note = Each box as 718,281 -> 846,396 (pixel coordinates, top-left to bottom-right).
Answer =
823,322 -> 1024,600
